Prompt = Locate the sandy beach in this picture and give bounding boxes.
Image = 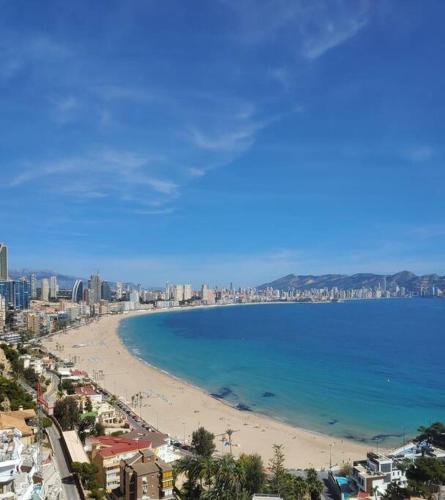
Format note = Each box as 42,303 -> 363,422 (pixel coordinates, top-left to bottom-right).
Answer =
42,309 -> 373,468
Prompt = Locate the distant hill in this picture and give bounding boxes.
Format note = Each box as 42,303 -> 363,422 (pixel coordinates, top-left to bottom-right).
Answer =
9,269 -> 160,291
258,271 -> 445,292
9,269 -> 84,289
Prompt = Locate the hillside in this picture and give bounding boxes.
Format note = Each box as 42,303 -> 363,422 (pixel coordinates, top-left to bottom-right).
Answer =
258,271 -> 445,292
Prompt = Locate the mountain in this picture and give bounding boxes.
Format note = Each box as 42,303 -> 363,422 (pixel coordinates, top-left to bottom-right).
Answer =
9,269 -> 83,289
258,271 -> 445,292
8,269 -> 161,291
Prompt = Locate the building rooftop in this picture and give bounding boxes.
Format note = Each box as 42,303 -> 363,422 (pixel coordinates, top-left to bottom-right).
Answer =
0,409 -> 36,438
92,435 -> 151,459
75,385 -> 101,397
63,430 -> 90,463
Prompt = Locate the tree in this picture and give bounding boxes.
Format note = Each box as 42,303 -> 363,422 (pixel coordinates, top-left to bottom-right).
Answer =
238,453 -> 265,495
174,456 -> 204,499
306,468 -> 324,500
382,481 -> 409,500
94,422 -> 105,436
204,455 -> 243,499
269,444 -> 287,495
72,462 -> 99,490
406,456 -> 445,497
53,397 -> 79,430
84,397 -> 93,412
416,422 -> 445,448
60,379 -> 75,395
191,426 -> 216,458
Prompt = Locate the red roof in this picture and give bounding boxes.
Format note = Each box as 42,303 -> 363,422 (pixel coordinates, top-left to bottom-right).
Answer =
75,386 -> 100,397
92,435 -> 151,458
71,369 -> 87,377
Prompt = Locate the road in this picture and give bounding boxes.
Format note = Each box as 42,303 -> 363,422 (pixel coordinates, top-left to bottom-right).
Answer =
46,423 -> 81,500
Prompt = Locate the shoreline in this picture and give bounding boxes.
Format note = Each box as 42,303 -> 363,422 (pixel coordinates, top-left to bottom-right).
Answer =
43,307 -> 376,468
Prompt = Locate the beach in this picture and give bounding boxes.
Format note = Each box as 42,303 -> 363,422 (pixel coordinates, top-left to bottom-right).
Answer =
42,309 -> 372,468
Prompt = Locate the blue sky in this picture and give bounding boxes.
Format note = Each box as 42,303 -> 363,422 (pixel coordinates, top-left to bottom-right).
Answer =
1,0 -> 444,286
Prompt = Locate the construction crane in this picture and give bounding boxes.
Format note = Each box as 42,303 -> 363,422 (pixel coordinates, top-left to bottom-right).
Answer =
215,428 -> 240,455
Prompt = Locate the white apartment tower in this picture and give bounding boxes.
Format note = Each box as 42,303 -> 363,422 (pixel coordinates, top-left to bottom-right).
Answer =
30,273 -> 37,299
41,279 -> 49,301
0,243 -> 8,280
50,275 -> 58,299
0,295 -> 6,330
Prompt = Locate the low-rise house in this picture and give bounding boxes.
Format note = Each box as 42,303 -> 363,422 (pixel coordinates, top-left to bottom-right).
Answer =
124,430 -> 180,464
115,449 -> 174,499
75,385 -> 103,406
90,435 -> 151,492
352,452 -> 406,498
0,409 -> 37,445
97,402 -> 126,429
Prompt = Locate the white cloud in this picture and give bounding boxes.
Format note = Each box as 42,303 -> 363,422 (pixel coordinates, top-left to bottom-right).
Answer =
223,0 -> 370,60
302,16 -> 368,59
8,149 -> 179,207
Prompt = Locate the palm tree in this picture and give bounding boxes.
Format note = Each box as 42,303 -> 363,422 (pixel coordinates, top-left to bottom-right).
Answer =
174,456 -> 204,499
306,468 -> 324,500
292,475 -> 309,500
203,455 -> 243,499
238,453 -> 265,495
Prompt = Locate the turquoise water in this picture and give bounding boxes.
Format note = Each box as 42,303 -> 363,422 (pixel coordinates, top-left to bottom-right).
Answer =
118,299 -> 445,444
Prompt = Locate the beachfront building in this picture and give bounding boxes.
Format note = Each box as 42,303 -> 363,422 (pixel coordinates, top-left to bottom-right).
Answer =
75,385 -> 103,407
0,427 -> 41,499
90,435 -> 151,492
114,449 -> 174,499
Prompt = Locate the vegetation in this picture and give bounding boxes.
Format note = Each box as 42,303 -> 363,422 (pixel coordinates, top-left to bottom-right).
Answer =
416,422 -> 445,448
58,379 -> 75,395
405,456 -> 445,498
72,461 -> 103,497
191,426 -> 216,458
0,375 -> 35,410
53,397 -> 80,430
174,428 -> 324,500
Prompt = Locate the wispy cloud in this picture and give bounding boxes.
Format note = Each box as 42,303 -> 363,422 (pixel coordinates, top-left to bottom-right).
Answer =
301,14 -> 368,60
0,32 -> 70,79
8,149 -> 179,210
223,0 -> 370,60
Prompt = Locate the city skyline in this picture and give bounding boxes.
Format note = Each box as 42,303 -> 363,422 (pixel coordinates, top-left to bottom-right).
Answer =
1,1 -> 445,285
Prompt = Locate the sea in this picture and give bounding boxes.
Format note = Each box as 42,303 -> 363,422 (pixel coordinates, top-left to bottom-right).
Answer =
118,298 -> 445,445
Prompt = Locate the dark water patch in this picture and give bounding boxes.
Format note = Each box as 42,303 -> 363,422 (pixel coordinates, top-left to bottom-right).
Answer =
262,391 -> 275,398
344,433 -> 367,443
236,403 -> 253,412
328,419 -> 338,426
210,386 -> 233,399
371,433 -> 404,442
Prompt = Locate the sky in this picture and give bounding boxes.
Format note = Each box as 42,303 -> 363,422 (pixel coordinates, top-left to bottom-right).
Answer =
1,0 -> 444,287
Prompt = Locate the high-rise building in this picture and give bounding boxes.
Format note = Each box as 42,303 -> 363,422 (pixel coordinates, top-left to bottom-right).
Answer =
0,243 -> 7,280
101,281 -> 112,301
41,279 -> 49,302
50,275 -> 58,299
72,280 -> 84,303
0,295 -> 6,330
88,274 -> 102,305
116,282 -> 123,300
183,284 -> 193,301
173,284 -> 184,302
0,279 -> 29,310
30,273 -> 37,299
